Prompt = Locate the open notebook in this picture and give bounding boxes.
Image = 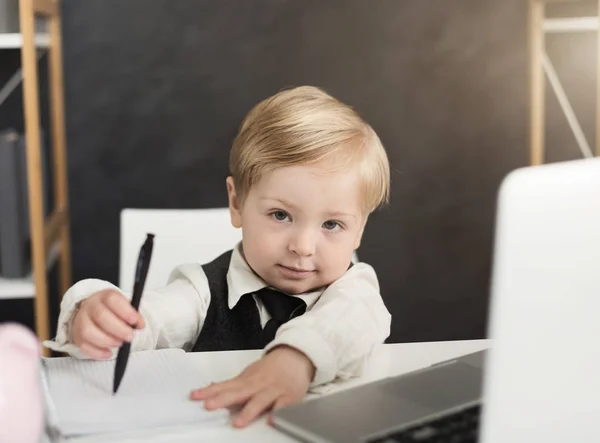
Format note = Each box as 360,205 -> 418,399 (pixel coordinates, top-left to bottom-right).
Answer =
40,349 -> 228,437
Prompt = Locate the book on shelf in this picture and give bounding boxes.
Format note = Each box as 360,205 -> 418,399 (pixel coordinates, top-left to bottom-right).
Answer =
0,128 -> 50,279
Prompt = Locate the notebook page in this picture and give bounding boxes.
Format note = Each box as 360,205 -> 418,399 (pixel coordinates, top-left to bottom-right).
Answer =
43,349 -> 227,436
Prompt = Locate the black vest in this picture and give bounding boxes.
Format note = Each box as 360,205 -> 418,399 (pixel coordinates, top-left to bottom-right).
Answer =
190,249 -> 351,352
191,250 -> 268,352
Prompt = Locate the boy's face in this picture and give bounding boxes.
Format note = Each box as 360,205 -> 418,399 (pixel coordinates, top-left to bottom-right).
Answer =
227,163 -> 367,294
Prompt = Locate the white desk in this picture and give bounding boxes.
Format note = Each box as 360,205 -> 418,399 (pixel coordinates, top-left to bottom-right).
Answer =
65,339 -> 490,443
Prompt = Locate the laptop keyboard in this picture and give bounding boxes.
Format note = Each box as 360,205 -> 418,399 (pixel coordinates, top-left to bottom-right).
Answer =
367,404 -> 481,443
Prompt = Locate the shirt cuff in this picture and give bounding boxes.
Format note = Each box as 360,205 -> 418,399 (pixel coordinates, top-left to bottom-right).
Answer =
42,279 -> 122,358
264,326 -> 337,387
42,340 -> 90,359
42,295 -> 90,359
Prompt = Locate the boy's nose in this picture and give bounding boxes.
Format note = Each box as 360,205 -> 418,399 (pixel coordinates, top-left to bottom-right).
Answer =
289,229 -> 316,257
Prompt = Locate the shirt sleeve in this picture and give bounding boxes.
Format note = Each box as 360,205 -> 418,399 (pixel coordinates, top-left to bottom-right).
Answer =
264,263 -> 391,387
43,263 -> 212,358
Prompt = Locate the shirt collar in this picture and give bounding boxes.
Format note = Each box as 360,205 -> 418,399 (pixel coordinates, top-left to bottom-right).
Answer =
226,242 -> 324,310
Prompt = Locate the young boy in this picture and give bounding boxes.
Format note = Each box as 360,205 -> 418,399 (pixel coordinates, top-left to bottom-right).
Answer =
45,86 -> 391,427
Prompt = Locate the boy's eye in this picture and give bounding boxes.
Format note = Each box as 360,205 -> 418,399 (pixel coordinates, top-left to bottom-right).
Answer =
272,211 -> 289,221
323,220 -> 340,231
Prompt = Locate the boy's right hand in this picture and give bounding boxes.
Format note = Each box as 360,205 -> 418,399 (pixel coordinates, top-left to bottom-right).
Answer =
71,289 -> 145,359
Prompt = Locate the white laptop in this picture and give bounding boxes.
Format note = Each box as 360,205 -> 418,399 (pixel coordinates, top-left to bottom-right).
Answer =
272,157 -> 600,442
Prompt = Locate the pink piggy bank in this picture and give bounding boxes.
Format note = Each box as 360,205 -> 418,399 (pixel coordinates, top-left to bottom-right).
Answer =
0,323 -> 44,443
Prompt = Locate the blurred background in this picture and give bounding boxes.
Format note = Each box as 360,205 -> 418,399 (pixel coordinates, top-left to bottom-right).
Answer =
0,0 -> 597,343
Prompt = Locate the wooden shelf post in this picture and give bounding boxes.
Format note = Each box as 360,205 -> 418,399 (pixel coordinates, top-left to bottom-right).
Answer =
18,0 -> 72,355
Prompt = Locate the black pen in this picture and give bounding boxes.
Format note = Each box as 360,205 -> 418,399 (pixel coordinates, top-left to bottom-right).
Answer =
113,233 -> 154,394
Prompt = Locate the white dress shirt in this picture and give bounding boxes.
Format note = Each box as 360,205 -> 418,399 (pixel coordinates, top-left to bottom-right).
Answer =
44,244 -> 391,387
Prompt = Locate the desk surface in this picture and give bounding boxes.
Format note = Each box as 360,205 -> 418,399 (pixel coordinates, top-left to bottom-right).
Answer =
65,339 -> 490,443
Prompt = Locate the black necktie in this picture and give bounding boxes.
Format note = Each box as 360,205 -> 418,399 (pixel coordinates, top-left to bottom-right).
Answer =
256,288 -> 307,343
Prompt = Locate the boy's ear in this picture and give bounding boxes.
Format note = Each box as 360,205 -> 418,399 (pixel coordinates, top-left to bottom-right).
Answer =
226,177 -> 243,228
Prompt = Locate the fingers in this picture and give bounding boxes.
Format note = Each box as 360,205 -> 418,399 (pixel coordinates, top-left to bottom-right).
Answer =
190,374 -> 262,412
79,314 -> 122,348
190,379 -> 283,428
89,305 -> 134,343
204,383 -> 256,411
190,378 -> 248,405
79,342 -> 112,360
188,353 -> 309,428
102,291 -> 144,328
73,290 -> 146,360
190,379 -> 235,401
233,389 -> 279,428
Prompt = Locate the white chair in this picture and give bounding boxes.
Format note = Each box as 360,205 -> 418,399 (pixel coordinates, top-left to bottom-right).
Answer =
119,207 -> 360,291
119,208 -> 241,290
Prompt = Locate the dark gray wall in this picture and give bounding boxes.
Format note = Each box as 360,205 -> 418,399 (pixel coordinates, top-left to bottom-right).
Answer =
4,0 -> 594,341
62,0 -> 531,343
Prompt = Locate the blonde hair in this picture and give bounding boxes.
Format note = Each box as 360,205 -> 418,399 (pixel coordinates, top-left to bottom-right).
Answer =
230,86 -> 390,213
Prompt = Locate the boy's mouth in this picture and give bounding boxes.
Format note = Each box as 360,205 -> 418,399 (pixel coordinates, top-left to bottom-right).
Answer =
277,265 -> 315,279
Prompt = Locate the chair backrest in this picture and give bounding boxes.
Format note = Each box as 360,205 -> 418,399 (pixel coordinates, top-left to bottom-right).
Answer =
119,208 -> 241,290
119,207 -> 360,291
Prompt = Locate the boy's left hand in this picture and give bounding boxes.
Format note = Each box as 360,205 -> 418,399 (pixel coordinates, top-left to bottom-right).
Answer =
189,345 -> 315,428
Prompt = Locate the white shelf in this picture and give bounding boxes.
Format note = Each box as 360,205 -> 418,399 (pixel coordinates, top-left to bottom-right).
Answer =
544,17 -> 599,34
0,32 -> 50,49
0,275 -> 35,299
0,244 -> 60,300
